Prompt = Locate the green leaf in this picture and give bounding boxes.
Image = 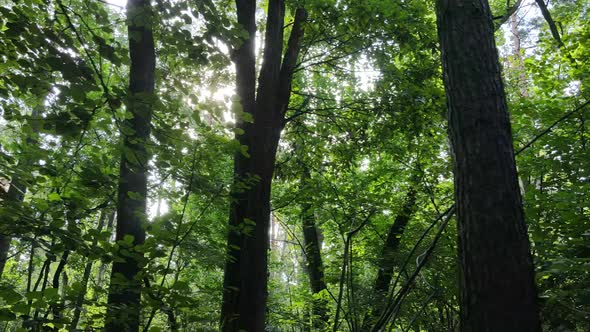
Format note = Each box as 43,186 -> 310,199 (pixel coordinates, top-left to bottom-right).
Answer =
47,192 -> 61,201
43,288 -> 59,301
123,234 -> 135,244
0,308 -> 15,321
0,286 -> 22,304
127,191 -> 144,201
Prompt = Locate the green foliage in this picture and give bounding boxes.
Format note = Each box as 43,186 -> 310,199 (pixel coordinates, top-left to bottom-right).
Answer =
0,0 -> 588,330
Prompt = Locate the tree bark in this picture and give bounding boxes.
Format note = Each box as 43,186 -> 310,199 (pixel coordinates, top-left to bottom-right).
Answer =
363,188 -> 417,330
300,168 -> 329,330
221,2 -> 307,330
105,0 -> 155,331
435,1 -> 541,331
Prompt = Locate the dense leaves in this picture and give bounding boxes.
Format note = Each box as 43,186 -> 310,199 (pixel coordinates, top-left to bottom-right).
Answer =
0,0 -> 588,331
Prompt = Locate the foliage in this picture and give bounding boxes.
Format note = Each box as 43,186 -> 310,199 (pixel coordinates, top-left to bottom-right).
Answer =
0,0 -> 588,331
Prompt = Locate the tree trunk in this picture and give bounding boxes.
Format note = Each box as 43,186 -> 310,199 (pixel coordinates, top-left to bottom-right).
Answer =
509,11 -> 529,97
363,188 -> 417,330
94,212 -> 116,302
435,1 -> 541,331
300,168 -> 329,330
0,106 -> 39,280
0,179 -> 26,279
70,211 -> 112,331
0,235 -> 11,279
105,0 -> 155,331
534,0 -> 563,47
50,250 -> 70,328
221,1 -> 307,330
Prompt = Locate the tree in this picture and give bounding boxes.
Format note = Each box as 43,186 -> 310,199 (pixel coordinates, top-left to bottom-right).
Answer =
0,0 -> 588,330
362,186 -> 417,330
0,180 -> 24,278
299,167 -> 329,330
220,1 -> 307,330
435,0 -> 541,330
105,0 -> 156,330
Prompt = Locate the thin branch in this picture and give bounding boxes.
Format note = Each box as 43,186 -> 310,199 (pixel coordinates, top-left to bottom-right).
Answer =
493,0 -> 523,30
515,99 -> 590,155
371,206 -> 456,332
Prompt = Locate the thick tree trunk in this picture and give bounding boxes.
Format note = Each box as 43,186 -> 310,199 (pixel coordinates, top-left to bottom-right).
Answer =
221,2 -> 307,331
300,169 -> 329,330
363,188 -> 417,330
105,0 -> 155,331
436,1 -> 541,331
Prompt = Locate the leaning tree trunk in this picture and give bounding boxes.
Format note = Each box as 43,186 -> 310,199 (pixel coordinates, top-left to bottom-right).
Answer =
221,1 -> 307,331
435,1 -> 541,331
105,0 -> 155,331
300,168 -> 329,330
363,188 -> 417,330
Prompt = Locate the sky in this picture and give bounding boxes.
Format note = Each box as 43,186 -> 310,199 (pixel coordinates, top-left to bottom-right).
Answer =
105,0 -> 127,7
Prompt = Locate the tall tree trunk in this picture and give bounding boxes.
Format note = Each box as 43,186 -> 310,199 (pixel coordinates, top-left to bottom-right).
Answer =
105,0 -> 155,331
221,1 -> 307,330
300,168 -> 329,330
435,1 -> 541,331
363,188 -> 417,330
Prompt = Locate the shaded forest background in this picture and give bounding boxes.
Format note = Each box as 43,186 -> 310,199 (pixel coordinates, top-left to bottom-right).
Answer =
0,0 -> 589,331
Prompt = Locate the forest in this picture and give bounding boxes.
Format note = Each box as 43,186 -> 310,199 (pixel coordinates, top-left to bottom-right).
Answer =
0,0 -> 588,331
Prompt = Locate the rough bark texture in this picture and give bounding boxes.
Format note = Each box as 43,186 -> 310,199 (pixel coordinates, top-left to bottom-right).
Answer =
221,2 -> 307,331
300,169 -> 329,330
436,1 -> 541,331
363,188 -> 417,330
105,0 -> 155,331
